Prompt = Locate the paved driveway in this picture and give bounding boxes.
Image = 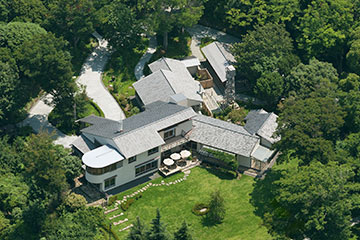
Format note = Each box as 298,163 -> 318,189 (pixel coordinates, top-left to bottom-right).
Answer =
78,33 -> 125,121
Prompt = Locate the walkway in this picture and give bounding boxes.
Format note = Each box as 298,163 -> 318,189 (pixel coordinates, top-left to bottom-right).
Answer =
134,36 -> 157,80
20,32 -> 124,148
187,24 -> 240,61
78,32 -> 125,120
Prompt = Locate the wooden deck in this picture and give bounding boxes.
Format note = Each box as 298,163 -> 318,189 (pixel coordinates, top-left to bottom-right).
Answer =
159,160 -> 201,176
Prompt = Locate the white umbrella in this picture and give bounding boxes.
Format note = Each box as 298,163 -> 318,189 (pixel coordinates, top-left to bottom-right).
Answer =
180,150 -> 191,159
170,153 -> 181,161
163,158 -> 174,166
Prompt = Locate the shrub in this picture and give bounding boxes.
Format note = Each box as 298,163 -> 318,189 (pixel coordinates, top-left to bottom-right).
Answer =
135,193 -> 142,200
192,203 -> 209,216
108,195 -> 117,206
121,198 -> 135,211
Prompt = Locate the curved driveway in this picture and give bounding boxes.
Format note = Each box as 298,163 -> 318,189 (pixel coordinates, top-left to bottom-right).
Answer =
78,32 -> 125,121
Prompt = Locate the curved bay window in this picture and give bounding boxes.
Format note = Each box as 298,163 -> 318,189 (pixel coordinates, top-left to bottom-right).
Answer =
86,161 -> 122,175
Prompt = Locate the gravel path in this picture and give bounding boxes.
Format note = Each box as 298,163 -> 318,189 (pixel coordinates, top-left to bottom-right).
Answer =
20,32 -> 124,148
134,36 -> 157,80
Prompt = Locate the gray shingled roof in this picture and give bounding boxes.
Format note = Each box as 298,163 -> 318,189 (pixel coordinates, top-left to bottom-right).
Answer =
244,109 -> 279,144
190,115 -> 259,157
133,70 -> 175,105
134,58 -> 203,106
201,42 -> 236,83
77,114 -> 118,125
71,135 -> 95,154
80,102 -> 197,158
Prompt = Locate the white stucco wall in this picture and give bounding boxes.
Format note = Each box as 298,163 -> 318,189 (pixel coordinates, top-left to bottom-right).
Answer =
85,147 -> 161,192
260,138 -> 272,149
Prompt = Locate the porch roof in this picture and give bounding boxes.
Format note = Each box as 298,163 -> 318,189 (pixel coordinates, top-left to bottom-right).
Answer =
251,145 -> 275,162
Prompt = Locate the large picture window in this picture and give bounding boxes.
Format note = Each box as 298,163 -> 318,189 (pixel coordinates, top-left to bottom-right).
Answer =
148,147 -> 159,156
86,161 -> 121,175
164,128 -> 175,140
135,159 -> 158,177
104,176 -> 116,189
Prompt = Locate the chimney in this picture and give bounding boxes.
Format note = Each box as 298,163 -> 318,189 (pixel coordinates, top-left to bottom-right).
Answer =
116,120 -> 123,133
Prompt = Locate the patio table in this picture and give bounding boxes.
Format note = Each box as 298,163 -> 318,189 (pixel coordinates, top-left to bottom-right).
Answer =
163,158 -> 174,166
170,153 -> 181,161
180,150 -> 191,159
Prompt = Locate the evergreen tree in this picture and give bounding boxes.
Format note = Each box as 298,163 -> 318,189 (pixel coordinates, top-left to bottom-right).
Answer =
147,209 -> 170,240
127,217 -> 147,240
207,190 -> 225,224
174,221 -> 193,240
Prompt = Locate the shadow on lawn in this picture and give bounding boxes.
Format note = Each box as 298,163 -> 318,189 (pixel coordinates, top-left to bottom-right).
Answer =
201,215 -> 220,227
202,166 -> 236,180
249,168 -> 281,220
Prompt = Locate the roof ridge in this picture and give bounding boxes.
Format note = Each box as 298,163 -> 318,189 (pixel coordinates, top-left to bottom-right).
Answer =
194,115 -> 258,139
257,113 -> 273,132
160,69 -> 177,95
113,107 -> 193,140
214,42 -> 229,64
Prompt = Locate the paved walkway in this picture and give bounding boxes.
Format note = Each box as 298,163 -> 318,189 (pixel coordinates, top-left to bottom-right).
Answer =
134,36 -> 157,80
78,32 -> 125,120
20,32 -> 125,148
187,24 -> 240,61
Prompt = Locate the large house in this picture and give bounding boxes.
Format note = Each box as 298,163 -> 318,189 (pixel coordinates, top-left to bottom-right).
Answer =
72,100 -> 278,192
133,57 -> 204,111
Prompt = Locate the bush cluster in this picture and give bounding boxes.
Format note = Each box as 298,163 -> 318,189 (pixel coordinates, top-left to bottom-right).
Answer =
192,203 -> 209,216
120,193 -> 142,211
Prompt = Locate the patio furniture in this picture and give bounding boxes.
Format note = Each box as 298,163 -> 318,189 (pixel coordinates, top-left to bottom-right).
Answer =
163,158 -> 174,167
180,150 -> 191,159
170,153 -> 181,161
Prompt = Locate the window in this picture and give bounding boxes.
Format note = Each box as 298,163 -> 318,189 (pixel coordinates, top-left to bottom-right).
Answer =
104,176 -> 116,189
86,161 -> 122,175
128,156 -> 137,164
135,159 -> 158,176
164,128 -> 175,140
148,147 -> 159,156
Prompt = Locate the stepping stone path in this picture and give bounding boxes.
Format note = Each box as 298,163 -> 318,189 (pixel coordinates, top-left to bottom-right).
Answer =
119,224 -> 133,232
109,213 -> 124,220
104,170 -> 193,230
114,218 -> 128,226
104,206 -> 118,214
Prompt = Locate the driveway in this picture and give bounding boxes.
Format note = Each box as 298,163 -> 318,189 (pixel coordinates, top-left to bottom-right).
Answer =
187,24 -> 240,61
21,33 -> 125,148
78,32 -> 125,121
20,94 -> 78,148
134,36 -> 157,80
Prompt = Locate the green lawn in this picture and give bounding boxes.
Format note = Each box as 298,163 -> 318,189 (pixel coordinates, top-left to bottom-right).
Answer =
105,167 -> 271,240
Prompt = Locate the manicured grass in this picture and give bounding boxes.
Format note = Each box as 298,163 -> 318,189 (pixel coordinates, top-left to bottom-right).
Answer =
105,167 -> 271,240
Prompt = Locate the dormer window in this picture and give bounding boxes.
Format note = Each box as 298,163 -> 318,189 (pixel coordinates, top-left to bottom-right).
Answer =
164,128 -> 175,140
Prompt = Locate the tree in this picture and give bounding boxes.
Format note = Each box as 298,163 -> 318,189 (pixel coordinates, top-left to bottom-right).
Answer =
174,221 -> 193,240
54,145 -> 82,184
147,209 -> 170,240
339,73 -> 360,92
284,58 -> 338,98
232,23 -> 298,90
46,0 -> 95,48
146,0 -> 205,49
127,217 -> 147,240
102,0 -> 142,49
296,0 -> 353,70
15,32 -> 76,108
259,162 -> 354,240
254,71 -> 284,105
275,94 -> 345,165
7,0 -> 48,24
339,89 -> 360,133
59,193 -> 87,213
0,22 -> 46,51
0,62 -> 21,124
207,190 -> 225,224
